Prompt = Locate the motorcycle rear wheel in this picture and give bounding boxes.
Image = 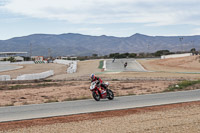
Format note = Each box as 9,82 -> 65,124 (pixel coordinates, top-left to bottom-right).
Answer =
92,91 -> 100,101
107,89 -> 114,100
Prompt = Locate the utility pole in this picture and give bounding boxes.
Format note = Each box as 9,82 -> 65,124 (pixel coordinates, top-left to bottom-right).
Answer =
30,43 -> 32,61
191,41 -> 194,48
48,48 -> 51,59
179,37 -> 183,52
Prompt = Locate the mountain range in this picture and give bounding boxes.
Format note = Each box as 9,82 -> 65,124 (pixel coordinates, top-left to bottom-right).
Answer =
0,33 -> 199,57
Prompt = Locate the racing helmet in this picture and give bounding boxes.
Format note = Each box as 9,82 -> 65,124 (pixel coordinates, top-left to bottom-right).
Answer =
90,73 -> 95,80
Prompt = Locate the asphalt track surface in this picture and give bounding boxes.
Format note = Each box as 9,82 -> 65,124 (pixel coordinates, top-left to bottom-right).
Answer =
0,89 -> 200,122
0,65 -> 22,72
106,59 -> 147,72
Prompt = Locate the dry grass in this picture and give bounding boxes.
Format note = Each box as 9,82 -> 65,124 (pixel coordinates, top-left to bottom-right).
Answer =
0,80 -> 178,107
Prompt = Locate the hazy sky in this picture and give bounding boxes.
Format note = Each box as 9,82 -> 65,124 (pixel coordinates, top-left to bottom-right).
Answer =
1,0 -> 200,40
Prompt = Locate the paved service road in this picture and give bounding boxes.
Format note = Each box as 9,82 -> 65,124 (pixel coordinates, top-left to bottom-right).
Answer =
0,89 -> 200,122
106,59 -> 147,72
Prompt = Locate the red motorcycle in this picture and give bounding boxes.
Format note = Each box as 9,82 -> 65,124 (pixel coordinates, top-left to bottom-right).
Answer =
90,81 -> 114,101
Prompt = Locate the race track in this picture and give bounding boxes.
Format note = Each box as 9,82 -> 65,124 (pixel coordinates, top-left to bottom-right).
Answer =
0,65 -> 23,72
106,59 -> 147,72
0,89 -> 200,122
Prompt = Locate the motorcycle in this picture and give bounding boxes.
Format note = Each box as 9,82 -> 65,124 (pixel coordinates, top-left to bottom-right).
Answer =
90,81 -> 114,101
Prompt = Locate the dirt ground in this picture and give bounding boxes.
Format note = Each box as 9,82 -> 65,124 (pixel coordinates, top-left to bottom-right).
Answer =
0,80 -> 178,107
0,101 -> 200,133
138,55 -> 200,72
0,56 -> 200,106
0,56 -> 200,132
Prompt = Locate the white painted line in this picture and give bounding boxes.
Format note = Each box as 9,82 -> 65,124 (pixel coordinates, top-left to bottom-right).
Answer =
134,60 -> 147,71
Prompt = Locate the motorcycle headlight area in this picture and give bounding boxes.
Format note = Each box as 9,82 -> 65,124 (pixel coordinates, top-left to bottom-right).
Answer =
90,82 -> 96,90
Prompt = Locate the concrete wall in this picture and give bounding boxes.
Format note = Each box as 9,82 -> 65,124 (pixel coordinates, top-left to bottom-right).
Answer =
11,61 -> 35,64
54,59 -> 77,73
67,61 -> 77,73
103,60 -> 106,70
161,53 -> 192,59
53,59 -> 72,65
15,70 -> 54,80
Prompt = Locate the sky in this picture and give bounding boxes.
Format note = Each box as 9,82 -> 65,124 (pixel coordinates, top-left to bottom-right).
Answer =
1,0 -> 200,40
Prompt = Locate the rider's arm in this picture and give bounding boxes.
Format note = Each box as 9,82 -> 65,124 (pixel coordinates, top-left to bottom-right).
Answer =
97,77 -> 103,84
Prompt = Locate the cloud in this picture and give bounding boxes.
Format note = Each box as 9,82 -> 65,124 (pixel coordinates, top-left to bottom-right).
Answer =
2,0 -> 200,26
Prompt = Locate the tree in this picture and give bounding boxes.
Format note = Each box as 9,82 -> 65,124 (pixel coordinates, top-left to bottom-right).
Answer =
129,53 -> 137,58
92,54 -> 98,57
190,48 -> 196,55
191,48 -> 196,52
109,53 -> 120,58
154,50 -> 170,57
7,57 -> 16,62
3,58 -> 7,61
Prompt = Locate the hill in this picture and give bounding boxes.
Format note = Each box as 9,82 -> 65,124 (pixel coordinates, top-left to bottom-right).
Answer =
0,33 -> 199,57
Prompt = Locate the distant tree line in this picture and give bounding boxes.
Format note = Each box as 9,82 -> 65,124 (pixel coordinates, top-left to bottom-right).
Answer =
76,49 -> 199,61
109,53 -> 137,58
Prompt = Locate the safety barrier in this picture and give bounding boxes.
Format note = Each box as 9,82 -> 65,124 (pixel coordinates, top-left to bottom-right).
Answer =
67,61 -> 77,73
12,61 -> 35,64
53,59 -> 73,65
53,59 -> 77,73
15,70 -> 54,80
0,75 -> 11,81
161,53 -> 192,59
103,60 -> 106,70
34,61 -> 46,64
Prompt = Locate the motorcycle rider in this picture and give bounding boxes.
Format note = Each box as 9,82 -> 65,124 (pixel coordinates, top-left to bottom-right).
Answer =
90,73 -> 108,94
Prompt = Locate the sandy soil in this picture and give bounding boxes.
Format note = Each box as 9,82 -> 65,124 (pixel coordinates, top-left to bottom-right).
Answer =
138,55 -> 200,72
0,80 -> 178,106
1,101 -> 200,133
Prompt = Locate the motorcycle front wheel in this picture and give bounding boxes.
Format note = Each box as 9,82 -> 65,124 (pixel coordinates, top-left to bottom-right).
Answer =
107,89 -> 114,100
92,91 -> 100,101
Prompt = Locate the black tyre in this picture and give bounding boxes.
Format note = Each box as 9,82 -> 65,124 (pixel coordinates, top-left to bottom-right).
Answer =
92,91 -> 100,101
107,89 -> 114,100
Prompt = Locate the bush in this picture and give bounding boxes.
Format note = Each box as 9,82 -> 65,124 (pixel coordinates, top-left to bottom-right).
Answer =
167,80 -> 200,91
